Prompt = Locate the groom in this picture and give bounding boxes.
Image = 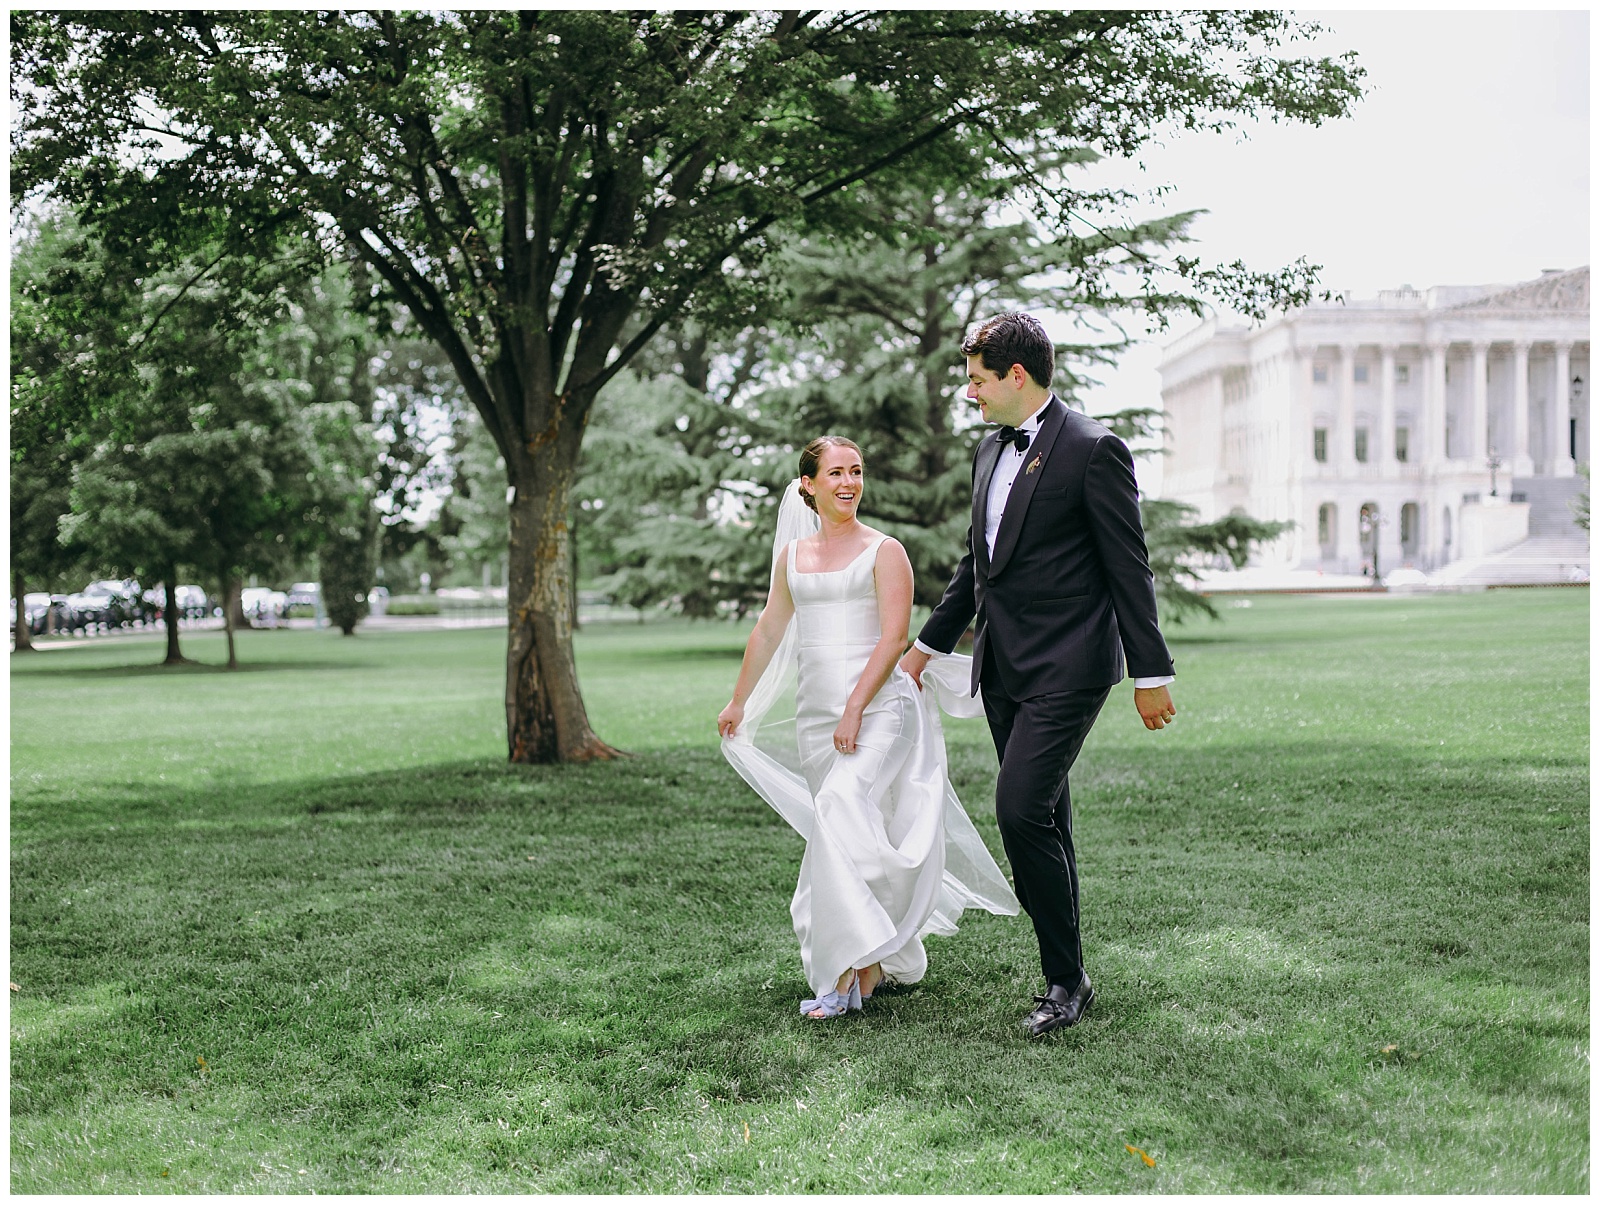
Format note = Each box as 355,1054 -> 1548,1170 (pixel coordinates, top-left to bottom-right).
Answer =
900,312 -> 1176,1039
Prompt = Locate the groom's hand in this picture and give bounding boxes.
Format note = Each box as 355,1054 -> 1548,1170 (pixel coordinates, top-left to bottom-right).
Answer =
1134,685 -> 1176,731
899,647 -> 931,690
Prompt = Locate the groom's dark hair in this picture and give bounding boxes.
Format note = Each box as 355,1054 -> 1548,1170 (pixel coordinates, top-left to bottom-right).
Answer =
962,312 -> 1054,390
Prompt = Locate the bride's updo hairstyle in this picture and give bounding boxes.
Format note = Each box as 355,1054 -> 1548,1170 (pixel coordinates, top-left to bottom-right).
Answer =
797,436 -> 864,512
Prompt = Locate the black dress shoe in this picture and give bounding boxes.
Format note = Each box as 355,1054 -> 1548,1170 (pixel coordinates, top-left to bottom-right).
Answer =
1024,975 -> 1093,1038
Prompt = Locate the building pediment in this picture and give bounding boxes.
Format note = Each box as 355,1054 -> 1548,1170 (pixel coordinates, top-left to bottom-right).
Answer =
1447,266 -> 1588,314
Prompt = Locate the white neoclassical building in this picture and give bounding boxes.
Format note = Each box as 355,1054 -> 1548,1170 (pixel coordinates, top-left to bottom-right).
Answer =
1156,267 -> 1590,576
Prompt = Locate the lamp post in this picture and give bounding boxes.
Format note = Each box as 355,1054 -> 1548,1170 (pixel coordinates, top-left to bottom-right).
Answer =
1572,375 -> 1585,462
1358,505 -> 1388,585
1486,446 -> 1503,498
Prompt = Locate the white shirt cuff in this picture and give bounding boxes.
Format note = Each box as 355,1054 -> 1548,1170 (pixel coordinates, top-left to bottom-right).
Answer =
913,639 -> 945,658
1132,675 -> 1174,689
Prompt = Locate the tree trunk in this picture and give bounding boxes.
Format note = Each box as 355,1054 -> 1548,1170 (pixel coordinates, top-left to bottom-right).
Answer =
504,444 -> 620,763
161,575 -> 190,665
12,568 -> 35,652
221,575 -> 239,669
12,568 -> 34,652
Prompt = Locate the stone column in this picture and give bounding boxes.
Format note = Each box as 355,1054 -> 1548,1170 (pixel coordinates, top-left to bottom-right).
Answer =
1380,500 -> 1404,574
1425,341 -> 1448,464
1510,341 -> 1533,477
1290,347 -> 1314,565
1469,341 -> 1489,463
1299,347 -> 1318,466
1552,341 -> 1574,477
1378,345 -> 1396,468
1337,342 -> 1357,471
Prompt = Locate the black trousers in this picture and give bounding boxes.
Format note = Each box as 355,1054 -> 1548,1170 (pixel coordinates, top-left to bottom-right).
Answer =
981,646 -> 1111,991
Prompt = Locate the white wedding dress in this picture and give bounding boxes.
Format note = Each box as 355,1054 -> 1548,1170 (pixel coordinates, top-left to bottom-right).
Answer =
722,499 -> 1019,997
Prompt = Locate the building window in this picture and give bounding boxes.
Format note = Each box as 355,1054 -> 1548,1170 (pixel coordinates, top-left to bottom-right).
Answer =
1354,427 -> 1369,463
1400,502 -> 1419,556
1313,427 -> 1328,462
1354,364 -> 1369,384
1395,364 -> 1410,385
1312,363 -> 1329,384
1394,426 -> 1410,463
1318,503 -> 1337,554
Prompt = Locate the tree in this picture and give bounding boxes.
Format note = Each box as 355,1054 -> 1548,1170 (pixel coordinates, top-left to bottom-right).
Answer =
320,518 -> 376,635
60,257 -> 344,667
14,10 -> 1362,759
707,176 -> 1165,610
9,211 -> 130,649
1139,501 -> 1290,621
585,178 -> 1283,622
436,408 -> 511,590
575,359 -> 785,620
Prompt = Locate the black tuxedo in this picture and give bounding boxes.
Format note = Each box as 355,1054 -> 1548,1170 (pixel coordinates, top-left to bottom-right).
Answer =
918,394 -> 1173,991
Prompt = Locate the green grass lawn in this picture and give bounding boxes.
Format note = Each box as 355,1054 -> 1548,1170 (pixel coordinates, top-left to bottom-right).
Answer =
10,591 -> 1589,1192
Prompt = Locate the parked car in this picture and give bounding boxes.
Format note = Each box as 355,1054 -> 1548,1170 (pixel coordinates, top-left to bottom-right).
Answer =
66,586 -> 113,629
176,585 -> 211,619
47,594 -> 83,634
17,593 -> 56,635
240,587 -> 288,627
284,581 -> 321,618
75,579 -> 150,628
138,583 -> 211,620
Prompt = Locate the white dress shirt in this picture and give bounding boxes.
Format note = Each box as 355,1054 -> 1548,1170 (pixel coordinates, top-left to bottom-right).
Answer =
916,407 -> 1175,690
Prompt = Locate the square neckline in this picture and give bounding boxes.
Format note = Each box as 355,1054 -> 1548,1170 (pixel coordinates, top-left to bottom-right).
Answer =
788,533 -> 887,576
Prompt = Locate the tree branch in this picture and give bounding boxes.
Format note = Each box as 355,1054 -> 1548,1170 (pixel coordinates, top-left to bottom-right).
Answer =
130,245 -> 229,349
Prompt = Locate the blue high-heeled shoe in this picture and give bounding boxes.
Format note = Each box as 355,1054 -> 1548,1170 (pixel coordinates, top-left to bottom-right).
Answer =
801,971 -> 861,1018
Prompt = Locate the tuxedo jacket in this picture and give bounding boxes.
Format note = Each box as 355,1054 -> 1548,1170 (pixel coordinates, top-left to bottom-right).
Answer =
919,395 -> 1174,699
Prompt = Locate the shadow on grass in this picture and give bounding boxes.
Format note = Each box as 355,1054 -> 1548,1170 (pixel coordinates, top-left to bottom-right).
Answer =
11,734 -> 1589,1192
11,657 -> 380,679
602,643 -> 746,662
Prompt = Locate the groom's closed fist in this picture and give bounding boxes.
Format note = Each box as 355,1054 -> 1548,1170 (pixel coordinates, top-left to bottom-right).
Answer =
1134,685 -> 1176,731
899,647 -> 931,690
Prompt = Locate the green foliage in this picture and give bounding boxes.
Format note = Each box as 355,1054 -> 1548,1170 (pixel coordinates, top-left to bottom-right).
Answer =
368,329 -> 474,581
576,366 -> 782,618
12,12 -> 1365,399
61,254 -> 375,659
436,408 -> 510,587
751,177 -> 1178,607
9,210 -> 129,593
319,517 -> 376,635
587,181 -> 1286,619
1141,500 -> 1292,622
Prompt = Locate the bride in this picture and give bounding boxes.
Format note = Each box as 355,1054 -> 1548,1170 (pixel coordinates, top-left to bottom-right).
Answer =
718,436 -> 1019,1019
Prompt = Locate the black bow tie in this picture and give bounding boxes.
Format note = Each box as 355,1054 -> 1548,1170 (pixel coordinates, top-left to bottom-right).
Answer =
998,425 -> 1030,453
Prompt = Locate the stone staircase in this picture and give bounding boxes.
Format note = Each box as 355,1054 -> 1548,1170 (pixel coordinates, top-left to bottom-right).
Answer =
1429,532 -> 1589,586
1513,475 -> 1588,537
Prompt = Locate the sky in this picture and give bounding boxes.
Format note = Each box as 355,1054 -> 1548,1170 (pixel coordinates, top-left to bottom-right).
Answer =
1066,8 -> 1590,489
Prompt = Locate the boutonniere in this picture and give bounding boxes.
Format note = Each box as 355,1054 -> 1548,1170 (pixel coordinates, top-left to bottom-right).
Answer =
1025,454 -> 1042,476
